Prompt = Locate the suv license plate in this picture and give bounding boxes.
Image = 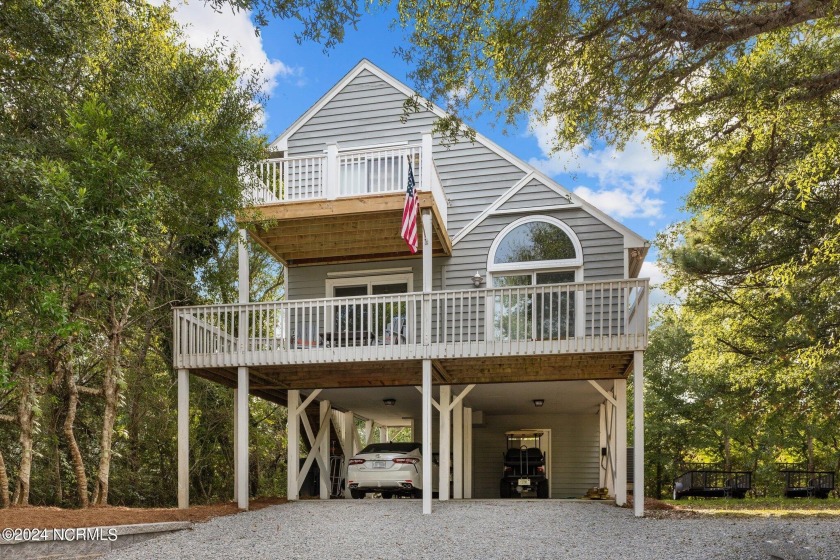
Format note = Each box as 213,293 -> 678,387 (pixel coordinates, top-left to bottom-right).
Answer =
372,461 -> 386,469
517,478 -> 530,486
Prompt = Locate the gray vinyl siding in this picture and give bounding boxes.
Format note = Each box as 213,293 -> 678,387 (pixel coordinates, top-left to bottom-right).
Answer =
287,259 -> 444,300
284,68 -> 628,300
285,69 -> 527,236
447,208 -> 625,292
495,179 -> 571,211
471,413 -> 600,499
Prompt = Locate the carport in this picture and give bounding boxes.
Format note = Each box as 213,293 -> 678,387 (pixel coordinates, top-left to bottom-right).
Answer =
284,378 -> 633,508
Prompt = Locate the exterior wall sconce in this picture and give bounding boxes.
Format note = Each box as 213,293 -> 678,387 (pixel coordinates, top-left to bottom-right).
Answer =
533,399 -> 545,407
383,398 -> 396,406
472,272 -> 485,288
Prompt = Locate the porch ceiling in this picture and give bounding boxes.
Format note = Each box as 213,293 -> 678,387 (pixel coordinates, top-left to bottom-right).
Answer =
237,191 -> 451,266
190,352 -> 633,407
313,380 -> 616,425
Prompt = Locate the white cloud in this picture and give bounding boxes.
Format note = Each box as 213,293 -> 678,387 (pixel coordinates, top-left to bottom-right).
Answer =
527,115 -> 669,220
151,0 -> 301,96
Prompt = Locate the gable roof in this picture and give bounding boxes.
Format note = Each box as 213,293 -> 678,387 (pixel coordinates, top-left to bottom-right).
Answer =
270,59 -> 648,249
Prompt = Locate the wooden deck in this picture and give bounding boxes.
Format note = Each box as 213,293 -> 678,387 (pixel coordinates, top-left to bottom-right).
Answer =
174,279 -> 648,403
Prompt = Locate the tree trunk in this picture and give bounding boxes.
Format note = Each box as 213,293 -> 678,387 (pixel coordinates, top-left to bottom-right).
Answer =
723,427 -> 731,471
12,375 -> 35,506
62,361 -> 89,507
93,301 -> 125,507
0,450 -> 10,508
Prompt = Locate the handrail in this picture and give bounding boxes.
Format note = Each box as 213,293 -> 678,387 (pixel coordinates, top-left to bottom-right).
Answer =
173,279 -> 650,368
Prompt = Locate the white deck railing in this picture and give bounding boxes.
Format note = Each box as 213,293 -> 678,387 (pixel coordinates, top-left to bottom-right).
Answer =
244,144 -> 426,205
173,279 -> 648,369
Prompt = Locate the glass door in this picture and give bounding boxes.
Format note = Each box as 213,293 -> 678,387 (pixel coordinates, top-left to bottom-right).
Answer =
329,277 -> 410,346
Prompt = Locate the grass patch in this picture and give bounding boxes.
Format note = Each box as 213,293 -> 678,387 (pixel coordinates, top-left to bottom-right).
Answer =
660,497 -> 840,517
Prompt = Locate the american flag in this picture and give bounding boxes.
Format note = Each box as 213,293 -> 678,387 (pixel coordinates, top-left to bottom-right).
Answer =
400,156 -> 419,253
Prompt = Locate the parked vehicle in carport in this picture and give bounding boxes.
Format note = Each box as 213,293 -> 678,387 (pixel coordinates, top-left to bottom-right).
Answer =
500,430 -> 549,498
347,442 -> 438,498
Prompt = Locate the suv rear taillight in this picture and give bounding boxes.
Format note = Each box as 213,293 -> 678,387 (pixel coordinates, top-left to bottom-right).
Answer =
348,459 -> 366,465
393,458 -> 420,464
536,466 -> 545,473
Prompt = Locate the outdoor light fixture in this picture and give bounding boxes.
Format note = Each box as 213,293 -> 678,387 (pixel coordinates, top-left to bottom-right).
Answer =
533,399 -> 545,407
383,398 -> 396,406
472,272 -> 485,287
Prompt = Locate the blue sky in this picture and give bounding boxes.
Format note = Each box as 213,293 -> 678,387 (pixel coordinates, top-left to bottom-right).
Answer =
160,1 -> 697,294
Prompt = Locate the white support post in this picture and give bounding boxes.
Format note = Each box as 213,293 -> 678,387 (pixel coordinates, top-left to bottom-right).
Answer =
326,143 -> 339,200
319,400 -> 331,499
409,418 -> 415,441
615,378 -> 628,507
422,360 -> 433,514
343,411 -> 354,498
438,385 -> 451,501
463,407 -> 473,499
421,209 -> 433,345
233,388 -> 239,502
236,367 -> 249,510
633,351 -> 645,517
287,390 -> 300,500
177,368 -> 189,509
421,132 -> 433,190
379,426 -> 389,443
598,403 -> 607,490
236,228 -> 249,508
453,397 -> 463,499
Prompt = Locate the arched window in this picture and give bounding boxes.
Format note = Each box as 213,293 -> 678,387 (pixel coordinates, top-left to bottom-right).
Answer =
487,216 -> 582,339
488,216 -> 583,279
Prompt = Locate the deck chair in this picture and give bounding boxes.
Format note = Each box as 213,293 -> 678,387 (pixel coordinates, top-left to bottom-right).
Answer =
378,316 -> 407,345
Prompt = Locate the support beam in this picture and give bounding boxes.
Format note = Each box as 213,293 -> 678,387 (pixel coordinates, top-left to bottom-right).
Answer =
615,378 -> 628,507
236,367 -> 249,510
177,369 -> 189,509
342,411 -> 354,498
233,388 -> 238,503
438,385 -> 451,501
236,228 -> 249,509
633,351 -> 645,518
463,407 -> 472,499
588,380 -> 617,407
287,390 -> 300,500
319,400 -> 331,499
379,426 -> 389,443
422,360 -> 432,514
453,396 -> 463,499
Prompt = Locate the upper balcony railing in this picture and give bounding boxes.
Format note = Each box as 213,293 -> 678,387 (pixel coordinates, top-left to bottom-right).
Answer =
242,138 -> 447,227
173,279 -> 648,369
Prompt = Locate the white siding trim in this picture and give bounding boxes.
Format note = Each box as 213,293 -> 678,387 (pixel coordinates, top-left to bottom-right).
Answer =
451,173 -> 536,245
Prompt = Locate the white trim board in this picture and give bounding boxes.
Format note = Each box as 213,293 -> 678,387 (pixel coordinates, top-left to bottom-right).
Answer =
269,59 -> 647,249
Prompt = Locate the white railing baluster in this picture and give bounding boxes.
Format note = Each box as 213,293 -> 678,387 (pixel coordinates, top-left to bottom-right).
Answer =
171,279 -> 649,368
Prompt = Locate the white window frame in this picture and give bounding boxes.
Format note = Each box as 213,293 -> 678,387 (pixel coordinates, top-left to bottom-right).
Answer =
325,272 -> 415,344
487,215 -> 583,274
325,272 -> 414,297
486,216 -> 585,339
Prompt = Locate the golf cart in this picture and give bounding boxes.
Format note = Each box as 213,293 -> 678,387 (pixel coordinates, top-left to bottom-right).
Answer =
500,430 -> 549,498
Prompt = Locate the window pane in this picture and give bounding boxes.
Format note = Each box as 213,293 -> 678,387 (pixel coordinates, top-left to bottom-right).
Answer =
493,274 -> 532,287
536,271 -> 576,284
494,221 -> 576,264
334,285 -> 368,297
371,282 -> 408,295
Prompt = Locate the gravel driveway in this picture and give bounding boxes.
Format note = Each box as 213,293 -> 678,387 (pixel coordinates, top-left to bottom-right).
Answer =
105,500 -> 840,560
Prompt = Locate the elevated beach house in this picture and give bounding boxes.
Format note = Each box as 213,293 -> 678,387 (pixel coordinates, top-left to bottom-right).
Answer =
172,60 -> 650,515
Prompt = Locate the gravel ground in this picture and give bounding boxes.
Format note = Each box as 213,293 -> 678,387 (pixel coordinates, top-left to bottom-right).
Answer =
104,500 -> 840,560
